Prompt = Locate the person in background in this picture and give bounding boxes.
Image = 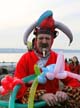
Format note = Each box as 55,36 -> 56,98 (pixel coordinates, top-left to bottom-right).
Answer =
69,56 -> 80,74
65,58 -> 68,63
14,11 -> 80,108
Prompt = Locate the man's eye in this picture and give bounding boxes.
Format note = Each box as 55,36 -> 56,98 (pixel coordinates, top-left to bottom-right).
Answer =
38,37 -> 50,40
45,37 -> 50,40
38,37 -> 43,40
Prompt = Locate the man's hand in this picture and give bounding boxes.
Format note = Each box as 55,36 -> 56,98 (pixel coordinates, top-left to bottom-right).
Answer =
56,91 -> 68,102
39,93 -> 58,106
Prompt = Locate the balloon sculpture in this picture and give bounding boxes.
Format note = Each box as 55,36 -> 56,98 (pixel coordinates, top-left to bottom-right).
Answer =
0,52 -> 80,108
28,52 -> 80,108
24,10 -> 73,46
38,52 -> 80,82
0,75 -> 25,95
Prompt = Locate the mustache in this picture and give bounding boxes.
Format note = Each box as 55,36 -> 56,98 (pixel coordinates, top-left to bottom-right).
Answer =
40,44 -> 49,48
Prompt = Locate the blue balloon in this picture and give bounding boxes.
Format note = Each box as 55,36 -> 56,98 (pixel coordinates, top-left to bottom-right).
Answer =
38,64 -> 55,84
46,64 -> 55,73
37,10 -> 53,25
38,74 -> 47,84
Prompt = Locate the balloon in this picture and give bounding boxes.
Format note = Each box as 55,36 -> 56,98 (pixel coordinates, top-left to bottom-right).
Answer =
0,86 -> 8,95
55,21 -> 73,45
12,77 -> 25,87
24,10 -> 53,45
38,64 -> 55,83
46,52 -> 80,81
28,78 -> 38,108
23,22 -> 37,45
28,64 -> 47,108
0,75 -> 25,95
34,64 -> 47,84
23,10 -> 73,46
38,73 -> 47,84
37,52 -> 80,82
65,71 -> 80,81
37,10 -> 53,25
34,64 -> 41,76
46,52 -> 65,80
2,75 -> 14,90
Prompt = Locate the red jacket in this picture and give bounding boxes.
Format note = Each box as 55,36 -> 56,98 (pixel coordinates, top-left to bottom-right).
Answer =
14,50 -> 80,99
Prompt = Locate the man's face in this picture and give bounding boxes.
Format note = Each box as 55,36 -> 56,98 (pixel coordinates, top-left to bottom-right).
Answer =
36,34 -> 53,55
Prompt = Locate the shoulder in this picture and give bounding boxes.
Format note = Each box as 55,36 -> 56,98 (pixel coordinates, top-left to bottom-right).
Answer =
48,50 -> 58,62
21,50 -> 35,57
19,50 -> 38,62
50,50 -> 58,57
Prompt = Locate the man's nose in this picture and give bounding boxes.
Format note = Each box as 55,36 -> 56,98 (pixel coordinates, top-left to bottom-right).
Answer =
42,38 -> 47,43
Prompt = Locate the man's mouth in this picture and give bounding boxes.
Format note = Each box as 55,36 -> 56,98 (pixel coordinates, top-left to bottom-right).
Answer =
40,44 -> 48,48
39,44 -> 49,57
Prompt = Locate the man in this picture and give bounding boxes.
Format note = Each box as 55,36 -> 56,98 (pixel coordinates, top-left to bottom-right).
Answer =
14,11 -> 80,108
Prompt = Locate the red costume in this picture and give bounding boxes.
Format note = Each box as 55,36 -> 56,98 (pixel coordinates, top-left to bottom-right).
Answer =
14,50 -> 80,99
69,63 -> 80,74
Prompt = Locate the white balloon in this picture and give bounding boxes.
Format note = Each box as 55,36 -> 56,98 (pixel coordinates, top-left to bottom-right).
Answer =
46,52 -> 80,81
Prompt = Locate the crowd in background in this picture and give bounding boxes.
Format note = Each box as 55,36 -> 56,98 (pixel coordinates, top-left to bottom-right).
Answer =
65,56 -> 80,75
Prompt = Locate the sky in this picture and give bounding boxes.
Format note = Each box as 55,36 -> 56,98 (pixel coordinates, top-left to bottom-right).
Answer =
0,0 -> 80,50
